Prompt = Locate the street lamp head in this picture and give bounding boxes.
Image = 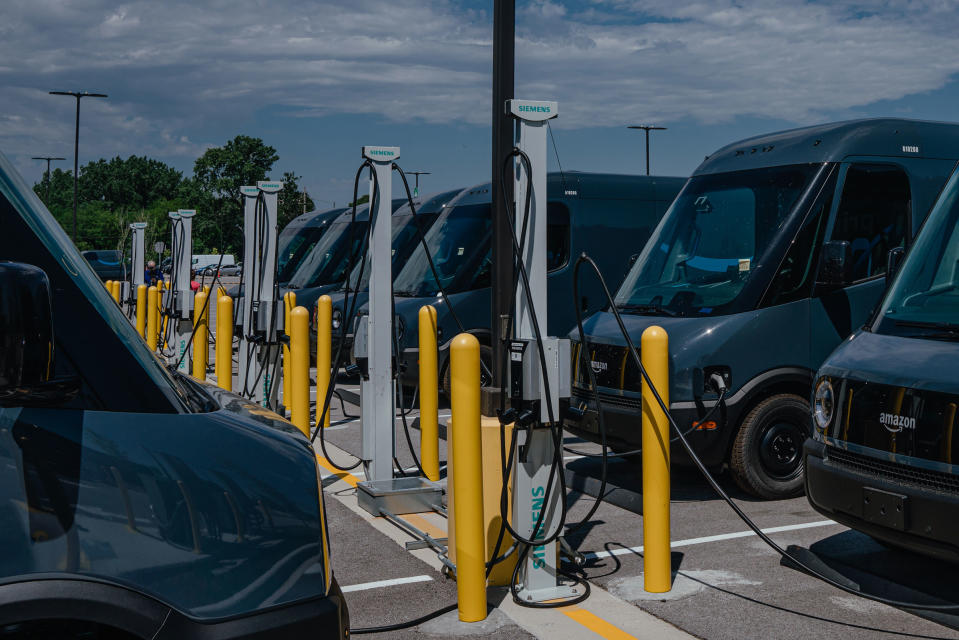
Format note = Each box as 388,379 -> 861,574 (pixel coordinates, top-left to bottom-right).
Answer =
49,90 -> 108,98
32,156 -> 66,161
627,125 -> 667,131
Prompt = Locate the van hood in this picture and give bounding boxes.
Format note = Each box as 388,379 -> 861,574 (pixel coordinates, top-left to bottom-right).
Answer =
820,330 -> 959,395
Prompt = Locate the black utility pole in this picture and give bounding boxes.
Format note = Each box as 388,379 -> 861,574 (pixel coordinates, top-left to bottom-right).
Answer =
31,156 -> 65,202
628,125 -> 667,175
408,170 -> 431,197
489,0 -> 515,402
49,91 -> 108,243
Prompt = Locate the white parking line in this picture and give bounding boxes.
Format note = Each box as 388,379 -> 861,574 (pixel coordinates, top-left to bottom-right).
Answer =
339,575 -> 434,593
584,520 -> 838,561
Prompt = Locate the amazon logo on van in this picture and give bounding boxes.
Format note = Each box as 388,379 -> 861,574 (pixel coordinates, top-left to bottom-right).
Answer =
879,412 -> 916,433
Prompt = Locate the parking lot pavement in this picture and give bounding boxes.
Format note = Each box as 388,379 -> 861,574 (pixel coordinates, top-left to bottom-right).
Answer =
317,389 -> 959,639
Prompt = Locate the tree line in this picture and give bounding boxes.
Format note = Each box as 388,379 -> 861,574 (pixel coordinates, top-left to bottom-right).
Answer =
34,135 -> 315,257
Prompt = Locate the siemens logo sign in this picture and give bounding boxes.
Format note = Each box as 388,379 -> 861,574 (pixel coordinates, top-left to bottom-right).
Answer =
519,105 -> 551,113
879,412 -> 916,433
369,150 -> 395,157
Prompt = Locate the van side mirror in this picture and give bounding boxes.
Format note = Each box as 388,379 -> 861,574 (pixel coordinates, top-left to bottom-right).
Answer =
628,253 -> 639,268
0,262 -> 78,407
817,240 -> 853,287
886,247 -> 905,288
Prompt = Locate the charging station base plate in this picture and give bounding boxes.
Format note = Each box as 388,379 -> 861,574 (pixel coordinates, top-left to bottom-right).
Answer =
357,477 -> 444,516
514,582 -> 581,604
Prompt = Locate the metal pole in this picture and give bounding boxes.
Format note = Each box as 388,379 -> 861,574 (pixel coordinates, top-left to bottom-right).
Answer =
32,157 -> 65,203
627,125 -> 667,176
491,0 -> 515,399
50,91 -> 107,244
72,96 -> 80,241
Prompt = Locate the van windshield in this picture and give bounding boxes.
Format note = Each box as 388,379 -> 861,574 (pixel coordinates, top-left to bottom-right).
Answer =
393,203 -> 492,297
287,218 -> 369,289
345,212 -> 439,290
614,164 -> 820,316
278,225 -> 326,283
873,169 -> 959,339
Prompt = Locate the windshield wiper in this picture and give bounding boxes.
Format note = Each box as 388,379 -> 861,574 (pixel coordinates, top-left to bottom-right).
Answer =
617,303 -> 678,317
894,319 -> 959,341
286,283 -> 300,290
894,319 -> 959,331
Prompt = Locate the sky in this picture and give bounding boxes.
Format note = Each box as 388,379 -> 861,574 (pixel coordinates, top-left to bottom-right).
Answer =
2,0 -> 959,210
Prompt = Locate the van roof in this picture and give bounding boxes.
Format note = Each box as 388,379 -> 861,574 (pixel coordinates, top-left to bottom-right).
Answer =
285,206 -> 347,231
697,118 -> 959,175
449,172 -> 686,207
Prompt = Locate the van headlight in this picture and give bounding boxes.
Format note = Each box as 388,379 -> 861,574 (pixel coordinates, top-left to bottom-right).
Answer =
331,308 -> 343,330
813,378 -> 834,431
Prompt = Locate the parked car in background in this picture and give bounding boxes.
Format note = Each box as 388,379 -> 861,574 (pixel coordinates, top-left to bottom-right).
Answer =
219,262 -> 242,277
81,250 -> 127,281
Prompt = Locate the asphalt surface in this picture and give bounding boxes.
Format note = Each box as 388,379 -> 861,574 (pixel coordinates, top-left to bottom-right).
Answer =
315,382 -> 959,640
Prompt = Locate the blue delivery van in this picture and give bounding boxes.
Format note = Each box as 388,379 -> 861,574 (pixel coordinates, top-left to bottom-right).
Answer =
565,118 -> 959,499
806,163 -> 959,561
320,188 -> 463,355
0,151 -> 348,638
377,172 -> 684,394
277,206 -> 347,285
284,199 -> 406,329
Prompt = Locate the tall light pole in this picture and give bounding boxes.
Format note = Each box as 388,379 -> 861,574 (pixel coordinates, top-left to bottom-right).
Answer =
31,156 -> 65,203
627,125 -> 667,175
407,170 -> 431,197
49,90 -> 108,243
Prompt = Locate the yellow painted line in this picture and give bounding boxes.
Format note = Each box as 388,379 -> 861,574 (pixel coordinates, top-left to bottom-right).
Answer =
404,512 -> 447,539
560,606 -> 639,640
315,454 -> 358,488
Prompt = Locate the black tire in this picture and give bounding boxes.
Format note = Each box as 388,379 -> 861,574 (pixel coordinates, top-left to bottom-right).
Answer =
441,343 -> 492,398
730,393 -> 808,499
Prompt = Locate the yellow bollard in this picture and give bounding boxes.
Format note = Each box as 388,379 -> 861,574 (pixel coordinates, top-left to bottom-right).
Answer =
289,306 -> 311,437
192,291 -> 208,381
450,333 -> 486,622
641,325 -> 671,593
135,284 -> 147,338
283,291 -> 297,415
316,295 -> 332,429
216,295 -> 233,391
111,280 -> 121,305
147,286 -> 159,351
419,305 -> 440,481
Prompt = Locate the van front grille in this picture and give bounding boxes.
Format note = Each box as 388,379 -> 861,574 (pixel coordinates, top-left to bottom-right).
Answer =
826,446 -> 959,495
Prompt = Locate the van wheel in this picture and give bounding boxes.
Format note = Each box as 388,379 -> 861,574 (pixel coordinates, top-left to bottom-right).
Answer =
441,344 -> 492,398
730,394 -> 808,499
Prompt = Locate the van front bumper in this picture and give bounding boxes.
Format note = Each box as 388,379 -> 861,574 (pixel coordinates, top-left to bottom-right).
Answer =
805,439 -> 959,563
562,389 -> 731,468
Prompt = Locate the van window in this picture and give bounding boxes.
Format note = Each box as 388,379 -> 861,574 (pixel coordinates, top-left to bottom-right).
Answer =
762,171 -> 836,307
547,202 -> 570,272
830,164 -> 911,281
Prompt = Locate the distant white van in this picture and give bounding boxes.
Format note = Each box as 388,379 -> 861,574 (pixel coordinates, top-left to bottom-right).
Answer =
192,254 -> 235,271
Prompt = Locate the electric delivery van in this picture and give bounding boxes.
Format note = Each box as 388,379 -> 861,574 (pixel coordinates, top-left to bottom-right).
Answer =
283,199 -> 406,329
0,151 -> 348,638
806,164 -> 959,561
321,188 -> 464,356
564,118 -> 959,499
378,172 -> 684,394
277,207 -> 347,285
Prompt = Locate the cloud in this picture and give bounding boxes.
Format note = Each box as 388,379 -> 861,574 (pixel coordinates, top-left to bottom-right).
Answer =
1,0 -> 958,182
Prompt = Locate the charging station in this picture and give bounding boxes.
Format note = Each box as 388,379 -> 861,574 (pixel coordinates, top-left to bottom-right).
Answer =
166,209 -> 195,373
237,181 -> 283,407
502,99 -> 577,603
353,146 -> 443,515
129,221 -> 147,302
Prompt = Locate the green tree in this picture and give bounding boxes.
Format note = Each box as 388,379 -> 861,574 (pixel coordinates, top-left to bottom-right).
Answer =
349,194 -> 370,207
192,135 -> 279,254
